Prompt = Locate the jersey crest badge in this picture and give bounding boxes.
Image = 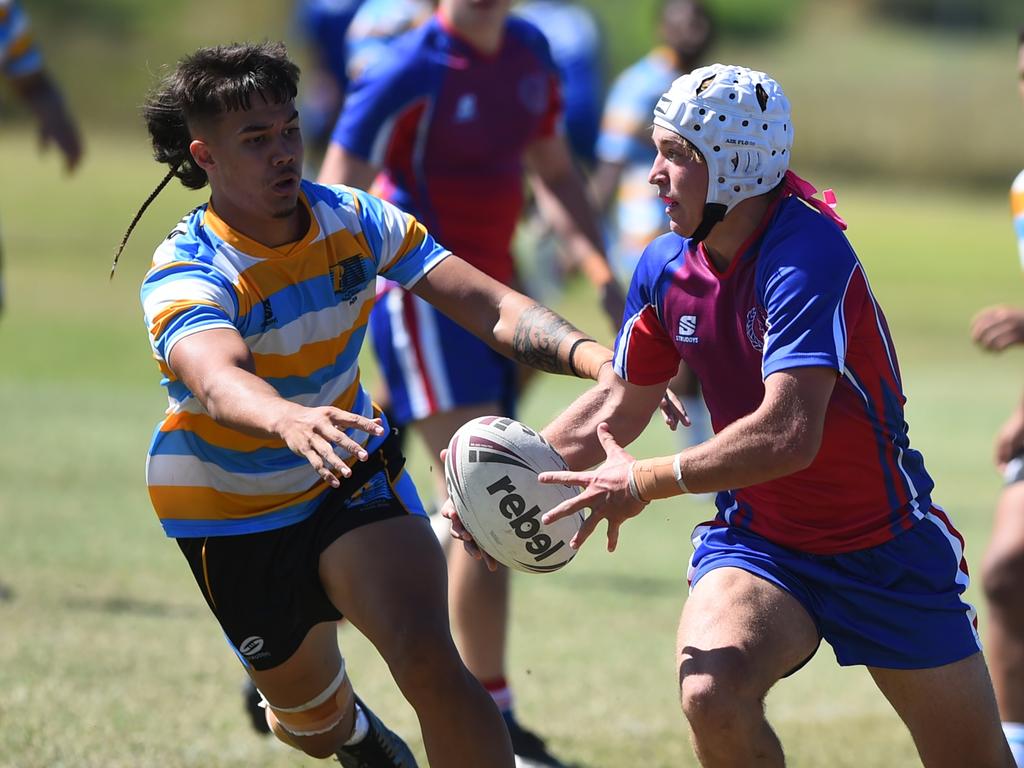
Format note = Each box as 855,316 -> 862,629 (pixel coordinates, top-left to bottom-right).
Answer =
746,306 -> 767,351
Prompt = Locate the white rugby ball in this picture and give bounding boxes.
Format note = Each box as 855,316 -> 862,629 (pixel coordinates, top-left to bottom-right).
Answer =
445,416 -> 583,574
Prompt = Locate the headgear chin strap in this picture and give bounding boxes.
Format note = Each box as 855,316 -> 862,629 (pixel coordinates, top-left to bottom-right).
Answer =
689,202 -> 727,243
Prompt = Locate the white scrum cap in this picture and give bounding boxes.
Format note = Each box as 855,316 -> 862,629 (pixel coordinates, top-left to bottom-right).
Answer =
653,63 -> 792,224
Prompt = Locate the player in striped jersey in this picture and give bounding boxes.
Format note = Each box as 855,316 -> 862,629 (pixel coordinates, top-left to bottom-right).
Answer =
451,64 -> 1014,766
0,0 -> 82,316
970,28 -> 1024,768
121,41 -> 612,768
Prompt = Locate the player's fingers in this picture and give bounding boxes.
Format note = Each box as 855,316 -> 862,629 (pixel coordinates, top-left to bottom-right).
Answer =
318,424 -> 371,461
302,447 -> 342,488
310,435 -> 352,479
542,492 -> 591,524
570,510 -> 602,550
606,518 -> 621,553
327,410 -> 385,436
595,422 -> 620,454
537,470 -> 592,488
439,448 -> 448,462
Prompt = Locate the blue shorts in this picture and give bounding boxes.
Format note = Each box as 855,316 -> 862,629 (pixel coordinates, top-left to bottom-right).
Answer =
688,508 -> 981,670
369,286 -> 517,427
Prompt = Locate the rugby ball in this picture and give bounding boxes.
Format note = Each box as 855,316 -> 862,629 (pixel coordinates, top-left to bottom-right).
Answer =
445,416 -> 583,574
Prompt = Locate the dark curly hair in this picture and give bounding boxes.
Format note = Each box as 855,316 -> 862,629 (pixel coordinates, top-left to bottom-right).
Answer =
112,41 -> 300,276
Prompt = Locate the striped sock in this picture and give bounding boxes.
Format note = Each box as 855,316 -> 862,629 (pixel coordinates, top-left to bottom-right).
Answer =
1004,722 -> 1024,766
481,676 -> 514,725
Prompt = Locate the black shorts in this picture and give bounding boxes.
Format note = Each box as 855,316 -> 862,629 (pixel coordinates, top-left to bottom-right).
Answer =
177,436 -> 415,671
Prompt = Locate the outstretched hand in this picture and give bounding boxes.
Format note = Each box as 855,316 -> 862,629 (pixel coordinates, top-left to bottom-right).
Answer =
971,305 -> 1024,352
538,422 -> 648,552
279,406 -> 384,488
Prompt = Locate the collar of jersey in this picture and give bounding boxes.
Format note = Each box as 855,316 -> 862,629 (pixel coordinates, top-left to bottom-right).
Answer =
696,192 -> 786,281
435,9 -> 505,62
203,190 -> 320,259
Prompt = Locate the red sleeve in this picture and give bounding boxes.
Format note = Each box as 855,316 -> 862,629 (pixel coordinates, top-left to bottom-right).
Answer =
535,71 -> 562,140
613,305 -> 679,385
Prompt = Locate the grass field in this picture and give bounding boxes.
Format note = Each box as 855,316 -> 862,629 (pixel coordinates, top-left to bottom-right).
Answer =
1,129 -> 1023,768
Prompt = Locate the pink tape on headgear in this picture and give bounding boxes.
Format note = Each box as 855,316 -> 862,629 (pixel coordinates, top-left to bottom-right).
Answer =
782,170 -> 847,231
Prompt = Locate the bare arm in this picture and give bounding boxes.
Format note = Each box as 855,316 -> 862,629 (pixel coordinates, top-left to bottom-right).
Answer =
10,70 -> 82,172
168,328 -> 385,487
409,254 -> 612,380
589,159 -> 626,216
524,135 -> 625,326
317,142 -> 379,190
539,367 -> 838,550
541,364 -> 667,468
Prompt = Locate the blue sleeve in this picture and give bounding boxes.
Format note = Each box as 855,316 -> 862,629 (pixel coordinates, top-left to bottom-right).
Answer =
758,212 -> 861,378
596,66 -> 654,164
141,260 -> 239,364
329,39 -> 432,162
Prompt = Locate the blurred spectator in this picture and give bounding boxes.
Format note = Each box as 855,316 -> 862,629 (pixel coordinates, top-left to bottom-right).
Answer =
513,0 -> 603,166
971,27 -> 1024,768
592,0 -> 714,448
0,0 -> 82,317
294,0 -> 366,154
345,0 -> 435,81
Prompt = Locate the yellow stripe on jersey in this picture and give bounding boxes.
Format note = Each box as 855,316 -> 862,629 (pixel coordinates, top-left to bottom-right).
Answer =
148,482 -> 328,521
251,301 -> 375,380
381,218 -> 429,274
158,376 -> 364,456
148,299 -> 226,342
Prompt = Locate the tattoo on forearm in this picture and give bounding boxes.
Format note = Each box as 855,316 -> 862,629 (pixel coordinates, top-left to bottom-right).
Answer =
512,305 -> 579,374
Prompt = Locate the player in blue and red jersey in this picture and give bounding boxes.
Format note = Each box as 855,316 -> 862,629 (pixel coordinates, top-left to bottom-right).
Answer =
445,63 -> 1015,766
513,0 -> 603,166
318,1 -> 621,764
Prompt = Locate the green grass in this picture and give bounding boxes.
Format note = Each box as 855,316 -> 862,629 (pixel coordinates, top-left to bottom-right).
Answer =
0,127 -> 1022,768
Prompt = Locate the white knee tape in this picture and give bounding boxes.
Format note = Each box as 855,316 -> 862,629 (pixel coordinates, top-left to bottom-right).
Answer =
263,661 -> 351,737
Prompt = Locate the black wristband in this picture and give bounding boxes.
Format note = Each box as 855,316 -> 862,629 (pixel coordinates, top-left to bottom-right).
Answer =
567,337 -> 597,378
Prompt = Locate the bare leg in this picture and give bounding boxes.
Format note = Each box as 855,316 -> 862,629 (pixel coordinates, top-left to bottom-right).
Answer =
320,514 -> 514,767
983,482 -> 1024,722
247,622 -> 356,759
869,654 -> 1013,767
415,402 -> 511,683
677,567 -> 819,767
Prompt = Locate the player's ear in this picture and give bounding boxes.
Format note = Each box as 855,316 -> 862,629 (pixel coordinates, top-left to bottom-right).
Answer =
189,139 -> 215,172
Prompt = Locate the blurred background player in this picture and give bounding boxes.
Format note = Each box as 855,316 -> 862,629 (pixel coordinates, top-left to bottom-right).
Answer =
345,0 -> 435,82
511,0 -> 604,304
319,0 -> 623,764
513,0 -> 603,167
293,0 -> 365,157
0,0 -> 82,317
971,27 -> 1024,768
591,0 -> 714,448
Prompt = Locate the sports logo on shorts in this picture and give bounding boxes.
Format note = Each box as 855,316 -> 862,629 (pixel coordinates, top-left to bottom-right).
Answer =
676,314 -> 699,344
239,636 -> 265,657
